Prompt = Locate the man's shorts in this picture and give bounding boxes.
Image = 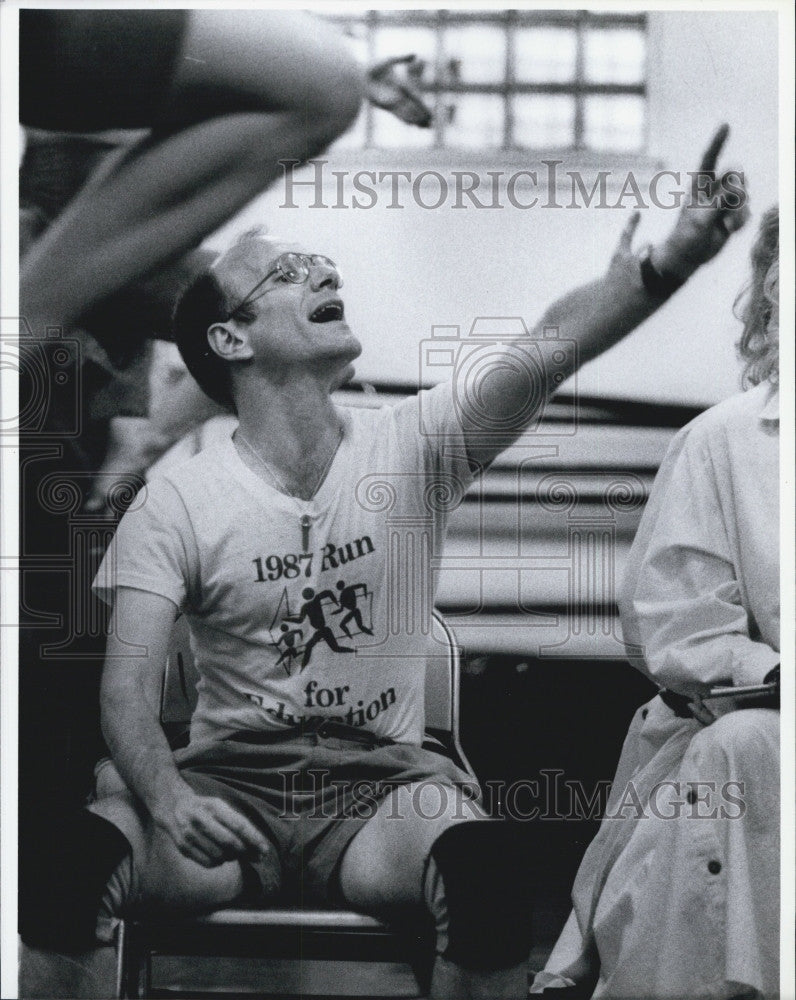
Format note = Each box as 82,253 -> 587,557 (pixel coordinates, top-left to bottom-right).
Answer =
20,10 -> 188,130
173,729 -> 480,904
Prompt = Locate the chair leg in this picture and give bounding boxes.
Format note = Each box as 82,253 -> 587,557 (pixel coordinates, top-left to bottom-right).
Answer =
117,921 -> 148,1000
114,921 -> 126,999
143,949 -> 152,1000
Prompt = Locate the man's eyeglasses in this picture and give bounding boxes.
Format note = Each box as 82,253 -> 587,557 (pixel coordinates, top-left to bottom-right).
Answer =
225,253 -> 341,319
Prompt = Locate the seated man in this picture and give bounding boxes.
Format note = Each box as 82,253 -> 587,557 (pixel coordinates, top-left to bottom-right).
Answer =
19,129 -> 749,1000
532,207 -> 780,999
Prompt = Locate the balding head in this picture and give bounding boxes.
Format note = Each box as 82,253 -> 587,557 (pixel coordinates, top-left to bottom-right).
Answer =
212,227 -> 298,309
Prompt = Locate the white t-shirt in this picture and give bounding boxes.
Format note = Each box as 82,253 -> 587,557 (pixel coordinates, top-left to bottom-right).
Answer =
95,384 -> 475,745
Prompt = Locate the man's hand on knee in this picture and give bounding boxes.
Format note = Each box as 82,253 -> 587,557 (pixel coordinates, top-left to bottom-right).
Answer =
152,787 -> 272,868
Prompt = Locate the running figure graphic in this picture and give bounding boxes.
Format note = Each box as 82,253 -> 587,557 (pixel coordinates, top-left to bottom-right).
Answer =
274,623 -> 304,674
332,580 -> 374,637
284,587 -> 355,668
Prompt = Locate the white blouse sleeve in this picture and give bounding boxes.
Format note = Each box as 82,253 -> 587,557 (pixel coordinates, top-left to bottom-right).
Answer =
619,420 -> 779,696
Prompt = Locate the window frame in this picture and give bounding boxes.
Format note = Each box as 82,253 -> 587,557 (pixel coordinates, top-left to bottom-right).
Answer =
327,8 -> 650,155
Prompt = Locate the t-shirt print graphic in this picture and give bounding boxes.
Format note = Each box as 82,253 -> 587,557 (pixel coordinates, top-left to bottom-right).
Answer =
270,581 -> 374,673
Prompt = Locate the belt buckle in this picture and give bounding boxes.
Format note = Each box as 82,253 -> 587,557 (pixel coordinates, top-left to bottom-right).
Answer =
318,720 -> 379,748
314,719 -> 337,740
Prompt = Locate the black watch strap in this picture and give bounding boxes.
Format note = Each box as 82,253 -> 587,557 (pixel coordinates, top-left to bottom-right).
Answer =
764,664 -> 780,686
639,245 -> 687,299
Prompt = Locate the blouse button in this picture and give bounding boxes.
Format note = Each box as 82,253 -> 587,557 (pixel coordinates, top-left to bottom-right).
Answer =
708,860 -> 722,875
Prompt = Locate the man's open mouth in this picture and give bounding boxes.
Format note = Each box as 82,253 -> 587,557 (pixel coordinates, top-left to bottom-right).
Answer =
309,300 -> 344,323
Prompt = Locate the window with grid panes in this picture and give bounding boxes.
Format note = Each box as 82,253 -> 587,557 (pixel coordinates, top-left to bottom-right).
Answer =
327,9 -> 647,154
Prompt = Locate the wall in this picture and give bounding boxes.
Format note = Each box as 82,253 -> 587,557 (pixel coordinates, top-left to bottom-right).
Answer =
206,9 -> 780,406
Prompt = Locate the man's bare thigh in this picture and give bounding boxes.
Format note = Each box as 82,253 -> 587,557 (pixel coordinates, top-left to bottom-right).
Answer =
88,793 -> 246,912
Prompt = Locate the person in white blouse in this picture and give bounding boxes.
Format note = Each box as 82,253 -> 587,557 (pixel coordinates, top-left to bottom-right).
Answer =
533,205 -> 780,999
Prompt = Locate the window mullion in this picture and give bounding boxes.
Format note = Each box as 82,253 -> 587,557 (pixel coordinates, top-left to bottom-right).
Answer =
433,9 -> 446,150
504,9 -> 515,151
573,11 -> 586,151
364,10 -> 377,149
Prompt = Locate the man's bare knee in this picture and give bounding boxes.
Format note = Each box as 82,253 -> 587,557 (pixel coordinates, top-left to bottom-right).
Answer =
340,782 -> 485,907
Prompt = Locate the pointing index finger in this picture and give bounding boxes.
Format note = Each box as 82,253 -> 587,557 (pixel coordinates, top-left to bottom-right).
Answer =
699,123 -> 730,174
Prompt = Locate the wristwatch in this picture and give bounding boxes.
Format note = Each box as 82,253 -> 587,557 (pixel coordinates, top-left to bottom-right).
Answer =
639,244 -> 687,299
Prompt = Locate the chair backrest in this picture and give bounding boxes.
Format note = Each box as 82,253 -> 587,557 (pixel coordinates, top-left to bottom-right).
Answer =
161,612 -> 471,771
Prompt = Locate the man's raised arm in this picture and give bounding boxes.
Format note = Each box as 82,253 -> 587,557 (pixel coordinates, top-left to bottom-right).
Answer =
460,125 -> 749,469
101,587 -> 270,868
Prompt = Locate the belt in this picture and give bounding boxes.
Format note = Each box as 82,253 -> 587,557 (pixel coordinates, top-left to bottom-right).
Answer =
658,689 -> 694,719
659,683 -> 780,720
301,717 -> 397,748
227,719 -> 396,749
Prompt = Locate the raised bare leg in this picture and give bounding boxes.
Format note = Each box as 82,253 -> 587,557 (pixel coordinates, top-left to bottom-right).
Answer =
20,10 -> 363,332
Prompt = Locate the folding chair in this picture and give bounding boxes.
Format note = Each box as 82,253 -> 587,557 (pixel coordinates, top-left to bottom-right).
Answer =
114,611 -> 475,999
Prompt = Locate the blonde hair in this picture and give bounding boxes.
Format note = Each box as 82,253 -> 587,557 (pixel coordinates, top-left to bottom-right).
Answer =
735,206 -> 779,387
